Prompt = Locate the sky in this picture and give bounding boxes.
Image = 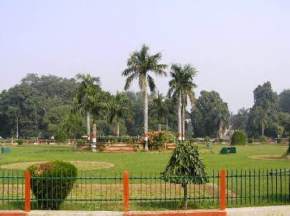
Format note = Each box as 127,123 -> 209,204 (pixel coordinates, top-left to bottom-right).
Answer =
0,0 -> 289,113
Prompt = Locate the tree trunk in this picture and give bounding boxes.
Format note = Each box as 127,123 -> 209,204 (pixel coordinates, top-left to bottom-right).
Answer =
86,112 -> 91,141
92,123 -> 97,152
116,122 -> 120,137
261,121 -> 265,137
287,139 -> 290,155
144,87 -> 149,151
182,183 -> 188,209
16,116 -> 19,140
178,94 -> 182,141
158,124 -> 161,132
182,104 -> 186,141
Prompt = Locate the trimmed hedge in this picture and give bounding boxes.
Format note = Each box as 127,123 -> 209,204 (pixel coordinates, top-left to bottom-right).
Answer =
28,161 -> 77,210
231,130 -> 247,145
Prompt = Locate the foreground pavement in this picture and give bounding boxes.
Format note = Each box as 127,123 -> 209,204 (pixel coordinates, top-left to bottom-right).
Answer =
0,206 -> 289,216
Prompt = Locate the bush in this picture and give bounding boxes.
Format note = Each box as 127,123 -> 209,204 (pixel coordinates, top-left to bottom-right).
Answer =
258,136 -> 267,143
162,142 -> 208,208
248,138 -> 254,144
16,139 -> 23,145
147,131 -> 175,150
28,161 -> 77,210
231,130 -> 247,145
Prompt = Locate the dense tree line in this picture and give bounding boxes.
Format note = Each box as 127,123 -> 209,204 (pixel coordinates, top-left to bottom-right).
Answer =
0,45 -> 289,141
231,82 -> 290,138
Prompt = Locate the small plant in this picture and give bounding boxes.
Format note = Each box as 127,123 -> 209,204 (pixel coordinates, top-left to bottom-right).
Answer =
258,136 -> 268,143
162,142 -> 208,209
147,131 -> 175,150
16,139 -> 23,145
231,130 -> 247,145
248,137 -> 254,144
28,161 -> 77,210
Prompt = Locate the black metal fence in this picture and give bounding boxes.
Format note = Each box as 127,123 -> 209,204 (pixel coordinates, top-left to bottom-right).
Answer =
0,169 -> 289,211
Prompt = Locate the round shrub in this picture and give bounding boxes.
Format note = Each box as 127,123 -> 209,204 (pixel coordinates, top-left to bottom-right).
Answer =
231,130 -> 247,145
28,161 -> 77,210
147,131 -> 175,150
16,139 -> 23,145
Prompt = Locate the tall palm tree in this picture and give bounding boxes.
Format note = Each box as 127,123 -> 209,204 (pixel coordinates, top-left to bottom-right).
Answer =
168,64 -> 197,141
74,74 -> 101,151
150,92 -> 168,131
122,44 -> 167,151
108,93 -> 129,136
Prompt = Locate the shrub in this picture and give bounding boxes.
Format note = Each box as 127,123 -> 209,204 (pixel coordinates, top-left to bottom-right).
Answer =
258,136 -> 268,143
162,142 -> 208,208
28,161 -> 77,210
231,130 -> 247,145
147,131 -> 175,150
248,138 -> 254,144
16,139 -> 23,145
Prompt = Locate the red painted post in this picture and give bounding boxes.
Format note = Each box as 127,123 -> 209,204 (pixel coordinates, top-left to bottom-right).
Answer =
123,170 -> 130,212
24,170 -> 31,212
219,169 -> 227,210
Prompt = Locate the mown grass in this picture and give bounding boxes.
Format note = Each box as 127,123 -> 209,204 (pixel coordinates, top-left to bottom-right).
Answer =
0,143 -> 288,175
0,143 -> 289,211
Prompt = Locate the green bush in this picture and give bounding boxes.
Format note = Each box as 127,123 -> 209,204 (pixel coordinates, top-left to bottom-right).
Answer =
231,130 -> 247,145
147,131 -> 175,150
28,161 -> 77,210
16,139 -> 23,145
248,138 -> 254,144
258,136 -> 268,143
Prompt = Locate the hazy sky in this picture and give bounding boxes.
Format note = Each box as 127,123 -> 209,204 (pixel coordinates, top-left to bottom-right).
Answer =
0,0 -> 289,113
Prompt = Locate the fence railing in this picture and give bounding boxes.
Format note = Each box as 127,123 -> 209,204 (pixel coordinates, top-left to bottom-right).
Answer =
0,169 -> 289,211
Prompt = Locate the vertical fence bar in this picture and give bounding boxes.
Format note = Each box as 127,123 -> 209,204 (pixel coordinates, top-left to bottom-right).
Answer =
123,170 -> 129,212
219,169 -> 227,210
24,170 -> 31,212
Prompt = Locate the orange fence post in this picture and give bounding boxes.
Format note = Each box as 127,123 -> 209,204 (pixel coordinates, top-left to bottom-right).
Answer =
24,170 -> 31,212
219,169 -> 227,210
123,170 -> 130,212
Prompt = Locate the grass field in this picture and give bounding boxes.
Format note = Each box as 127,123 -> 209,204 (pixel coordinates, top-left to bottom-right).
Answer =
0,143 -> 288,175
0,143 -> 289,211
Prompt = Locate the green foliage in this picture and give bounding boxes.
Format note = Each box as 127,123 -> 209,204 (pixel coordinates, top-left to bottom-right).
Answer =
279,90 -> 290,113
248,138 -> 254,144
247,82 -> 279,138
162,142 -> 207,184
147,131 -> 175,150
191,91 -> 230,138
0,74 -> 78,138
28,161 -> 77,210
231,130 -> 247,145
258,136 -> 268,143
162,142 -> 207,208
16,139 -> 23,145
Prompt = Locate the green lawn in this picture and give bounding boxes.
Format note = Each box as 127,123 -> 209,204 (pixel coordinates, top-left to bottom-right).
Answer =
0,143 -> 288,175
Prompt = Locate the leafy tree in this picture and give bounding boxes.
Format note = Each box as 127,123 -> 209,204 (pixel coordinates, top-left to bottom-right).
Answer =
149,92 -> 168,131
279,89 -> 290,113
108,92 -> 129,136
247,82 -> 279,137
191,91 -> 230,138
162,142 -> 208,208
231,108 -> 249,131
122,44 -> 167,151
168,64 -> 197,140
74,74 -> 101,141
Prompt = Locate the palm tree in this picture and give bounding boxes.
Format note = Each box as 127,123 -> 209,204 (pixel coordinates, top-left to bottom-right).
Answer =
168,64 -> 197,141
74,74 -> 101,151
108,93 -> 129,136
150,92 -> 168,131
122,44 -> 167,151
